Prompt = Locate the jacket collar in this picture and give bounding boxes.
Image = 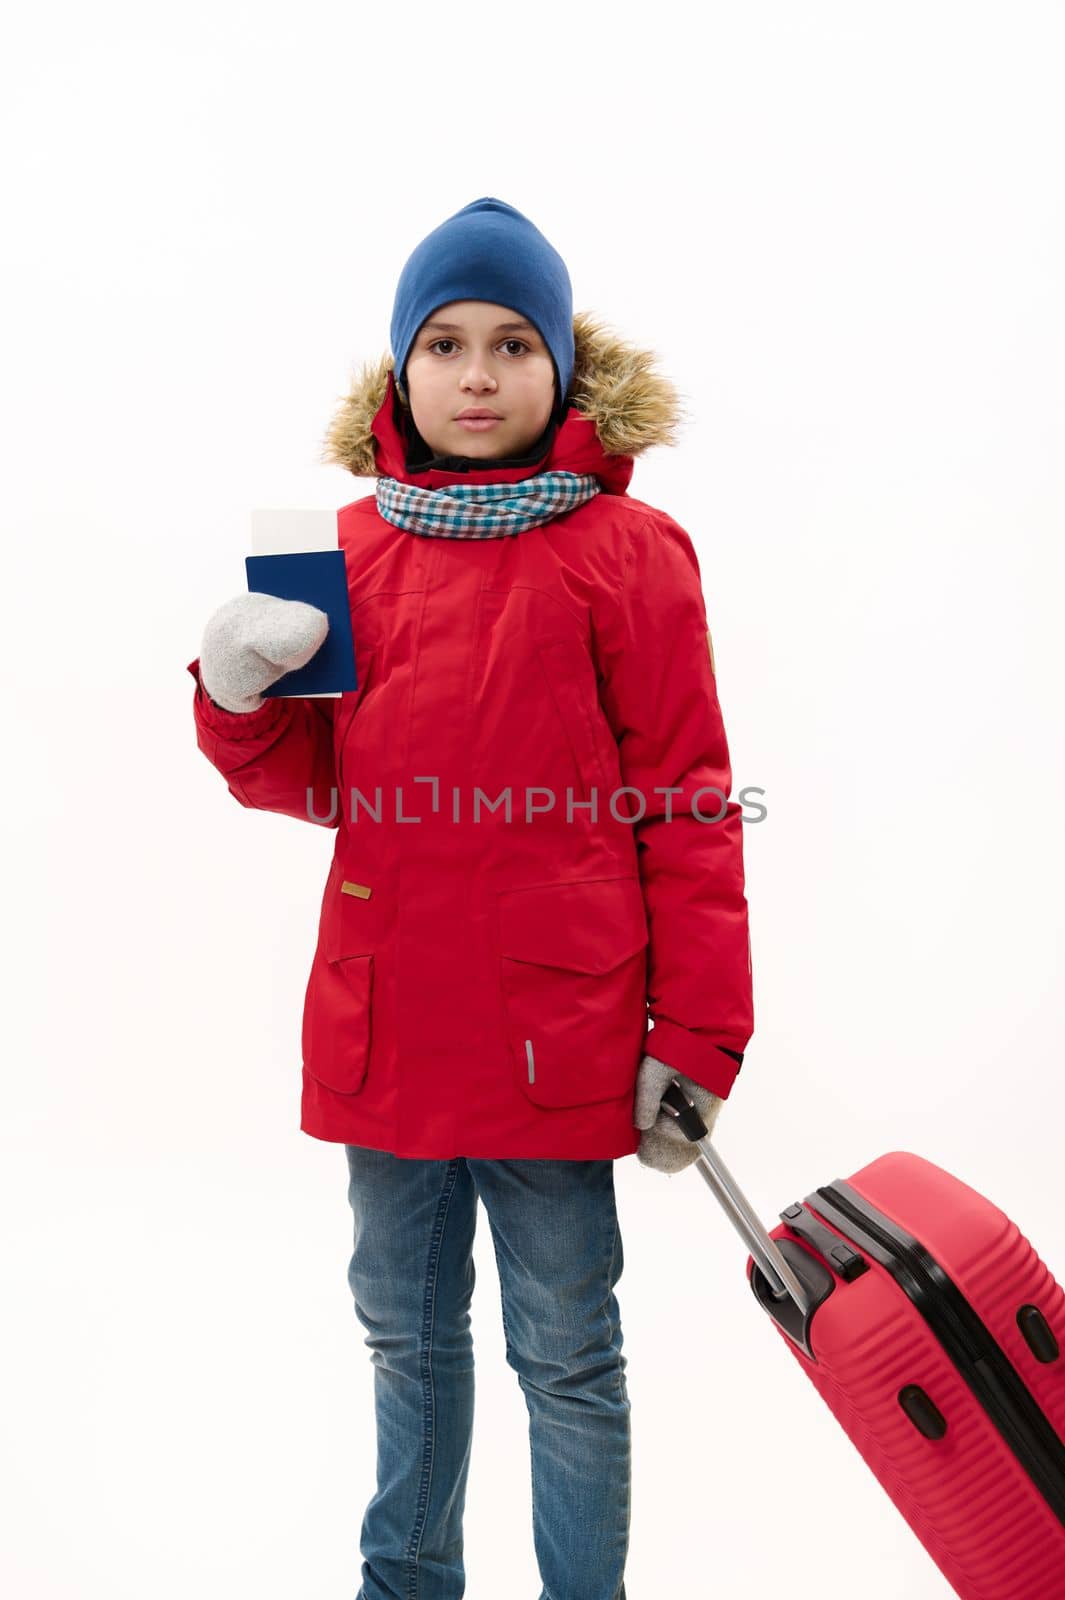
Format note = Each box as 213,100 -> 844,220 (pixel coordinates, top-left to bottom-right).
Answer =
319,309 -> 685,495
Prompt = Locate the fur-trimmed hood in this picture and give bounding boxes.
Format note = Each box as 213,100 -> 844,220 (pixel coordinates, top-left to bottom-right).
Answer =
318,309 -> 688,481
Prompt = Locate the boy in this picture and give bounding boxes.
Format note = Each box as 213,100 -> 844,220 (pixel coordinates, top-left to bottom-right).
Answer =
188,196 -> 752,1600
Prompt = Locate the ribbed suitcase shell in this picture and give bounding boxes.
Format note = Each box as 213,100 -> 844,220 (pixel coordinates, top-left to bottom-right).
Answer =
750,1151 -> 1065,1598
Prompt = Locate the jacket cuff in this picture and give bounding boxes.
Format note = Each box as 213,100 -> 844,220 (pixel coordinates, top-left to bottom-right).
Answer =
187,658 -> 286,740
642,1019 -> 745,1098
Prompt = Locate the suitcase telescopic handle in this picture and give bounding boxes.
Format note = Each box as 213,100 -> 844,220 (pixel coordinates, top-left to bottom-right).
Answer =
659,1079 -> 814,1318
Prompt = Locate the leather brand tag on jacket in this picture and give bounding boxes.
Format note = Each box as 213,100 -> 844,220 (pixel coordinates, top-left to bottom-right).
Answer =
341,881 -> 372,899
706,628 -> 716,676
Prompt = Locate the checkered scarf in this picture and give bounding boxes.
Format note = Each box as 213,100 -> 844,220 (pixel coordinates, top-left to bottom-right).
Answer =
375,470 -> 601,539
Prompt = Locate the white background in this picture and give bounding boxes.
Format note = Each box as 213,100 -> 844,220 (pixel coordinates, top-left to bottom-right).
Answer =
4,2 -> 1063,1596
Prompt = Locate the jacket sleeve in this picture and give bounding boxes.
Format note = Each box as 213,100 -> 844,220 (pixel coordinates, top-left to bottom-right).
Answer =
592,513 -> 753,1099
186,657 -> 340,828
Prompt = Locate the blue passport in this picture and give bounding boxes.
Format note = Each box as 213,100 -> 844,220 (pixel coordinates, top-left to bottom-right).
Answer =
244,550 -> 357,697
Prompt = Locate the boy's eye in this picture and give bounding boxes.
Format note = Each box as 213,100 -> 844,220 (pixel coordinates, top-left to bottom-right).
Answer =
427,338 -> 529,357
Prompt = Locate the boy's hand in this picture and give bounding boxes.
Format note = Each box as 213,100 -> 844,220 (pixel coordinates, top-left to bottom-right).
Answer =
634,1054 -> 724,1175
199,592 -> 330,713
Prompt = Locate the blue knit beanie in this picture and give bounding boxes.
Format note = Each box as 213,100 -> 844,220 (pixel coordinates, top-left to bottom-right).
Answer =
389,197 -> 575,419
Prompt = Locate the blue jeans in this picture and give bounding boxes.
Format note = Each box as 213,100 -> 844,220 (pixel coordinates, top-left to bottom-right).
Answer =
344,1146 -> 631,1600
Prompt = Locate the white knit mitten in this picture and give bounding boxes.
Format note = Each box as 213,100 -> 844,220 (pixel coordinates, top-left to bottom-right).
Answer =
199,592 -> 330,713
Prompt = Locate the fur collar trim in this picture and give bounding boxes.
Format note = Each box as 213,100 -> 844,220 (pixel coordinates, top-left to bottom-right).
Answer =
318,309 -> 687,479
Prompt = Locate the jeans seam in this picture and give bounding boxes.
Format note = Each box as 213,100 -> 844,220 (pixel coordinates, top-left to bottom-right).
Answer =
608,1207 -> 627,1409
487,1218 -> 516,1367
608,1200 -> 631,1600
403,1158 -> 462,1600
489,1221 -> 543,1594
600,1173 -> 630,1600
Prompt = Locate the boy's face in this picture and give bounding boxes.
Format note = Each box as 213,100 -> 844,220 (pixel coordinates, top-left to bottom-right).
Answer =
403,300 -> 557,459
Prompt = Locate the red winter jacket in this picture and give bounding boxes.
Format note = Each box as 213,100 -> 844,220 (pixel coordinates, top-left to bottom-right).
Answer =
188,312 -> 753,1158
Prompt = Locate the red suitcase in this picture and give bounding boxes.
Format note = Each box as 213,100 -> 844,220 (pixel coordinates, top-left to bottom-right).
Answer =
658,1080 -> 1065,1599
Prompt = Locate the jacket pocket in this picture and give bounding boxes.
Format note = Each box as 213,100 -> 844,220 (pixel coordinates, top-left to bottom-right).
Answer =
534,637 -> 608,803
496,875 -> 649,1108
302,951 -> 373,1095
301,868 -> 377,1095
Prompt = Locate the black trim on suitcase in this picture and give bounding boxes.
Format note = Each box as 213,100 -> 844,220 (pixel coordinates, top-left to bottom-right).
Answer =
779,1201 -> 871,1282
747,1234 -> 838,1360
